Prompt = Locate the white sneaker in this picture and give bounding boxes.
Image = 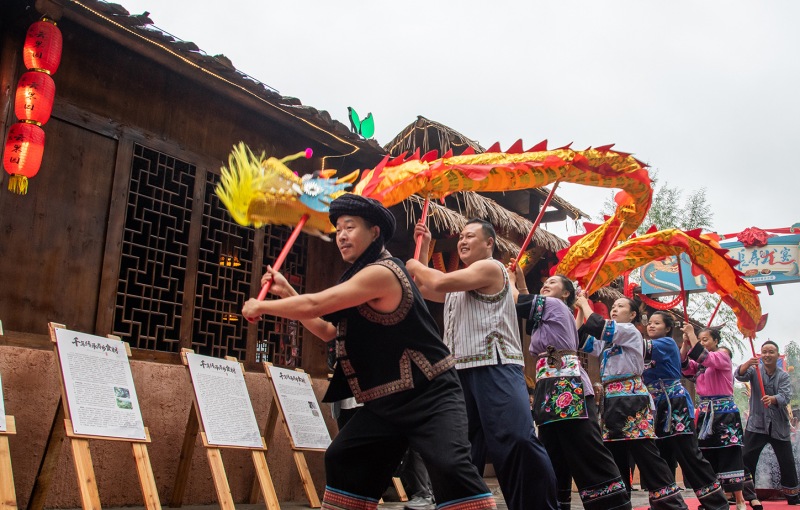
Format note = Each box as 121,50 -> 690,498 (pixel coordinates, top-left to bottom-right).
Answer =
403,496 -> 435,510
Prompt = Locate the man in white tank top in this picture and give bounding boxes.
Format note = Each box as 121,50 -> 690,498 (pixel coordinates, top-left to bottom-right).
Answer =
407,219 -> 557,510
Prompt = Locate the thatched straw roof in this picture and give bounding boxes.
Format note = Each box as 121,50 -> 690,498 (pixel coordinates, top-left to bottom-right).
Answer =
386,116 -> 589,222
592,286 -> 624,303
402,193 -> 569,256
384,116 -> 484,156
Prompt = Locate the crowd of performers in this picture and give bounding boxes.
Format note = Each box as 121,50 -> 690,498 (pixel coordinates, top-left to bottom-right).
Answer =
242,194 -> 797,510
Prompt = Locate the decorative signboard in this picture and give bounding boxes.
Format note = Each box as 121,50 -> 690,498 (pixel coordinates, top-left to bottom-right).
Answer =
185,353 -> 263,448
54,327 -> 146,440
266,364 -> 331,450
640,233 -> 800,296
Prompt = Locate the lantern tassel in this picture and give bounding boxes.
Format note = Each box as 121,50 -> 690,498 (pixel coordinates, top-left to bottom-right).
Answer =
8,175 -> 29,195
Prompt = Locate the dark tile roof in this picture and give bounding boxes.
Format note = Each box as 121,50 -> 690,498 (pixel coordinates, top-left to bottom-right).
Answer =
70,0 -> 386,156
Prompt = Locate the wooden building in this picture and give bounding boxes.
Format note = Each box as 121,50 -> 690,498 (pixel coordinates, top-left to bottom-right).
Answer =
0,0 -> 387,506
0,1 -> 592,507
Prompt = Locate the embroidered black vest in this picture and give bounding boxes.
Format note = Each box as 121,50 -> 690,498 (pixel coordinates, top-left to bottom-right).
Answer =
322,257 -> 455,404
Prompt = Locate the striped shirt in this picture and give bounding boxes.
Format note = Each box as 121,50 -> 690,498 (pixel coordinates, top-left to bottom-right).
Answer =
443,258 -> 524,370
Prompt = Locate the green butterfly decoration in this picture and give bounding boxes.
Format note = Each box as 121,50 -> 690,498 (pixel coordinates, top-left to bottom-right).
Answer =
347,107 -> 375,139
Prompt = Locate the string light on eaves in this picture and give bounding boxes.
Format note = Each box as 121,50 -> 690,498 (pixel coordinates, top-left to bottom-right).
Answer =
67,0 -> 360,169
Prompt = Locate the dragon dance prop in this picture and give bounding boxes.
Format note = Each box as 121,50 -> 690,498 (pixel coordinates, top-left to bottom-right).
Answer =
354,140 -> 652,270
215,143 -> 357,299
564,227 -> 762,338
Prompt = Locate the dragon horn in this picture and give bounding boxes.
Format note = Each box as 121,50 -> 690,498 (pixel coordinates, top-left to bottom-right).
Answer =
279,148 -> 314,164
336,170 -> 360,184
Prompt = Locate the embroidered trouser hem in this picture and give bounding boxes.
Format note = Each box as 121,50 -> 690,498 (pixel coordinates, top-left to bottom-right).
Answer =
606,439 -> 688,510
325,370 -> 494,508
701,445 -> 746,493
539,397 -> 631,510
660,434 -> 728,510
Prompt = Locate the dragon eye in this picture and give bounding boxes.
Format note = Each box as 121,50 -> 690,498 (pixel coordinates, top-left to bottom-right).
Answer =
303,180 -> 323,197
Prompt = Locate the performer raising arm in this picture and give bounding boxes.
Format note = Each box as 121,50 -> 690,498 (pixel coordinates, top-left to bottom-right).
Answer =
243,195 -> 496,510
681,324 -> 761,510
735,340 -> 800,505
406,221 -> 558,510
574,292 -> 688,510
641,312 -> 729,510
511,268 -> 631,510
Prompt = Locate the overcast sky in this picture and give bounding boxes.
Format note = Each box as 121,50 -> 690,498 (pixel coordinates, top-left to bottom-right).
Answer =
119,0 -> 799,355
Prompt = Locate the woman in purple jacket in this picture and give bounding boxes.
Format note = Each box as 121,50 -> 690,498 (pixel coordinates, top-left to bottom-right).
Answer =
512,269 -> 631,510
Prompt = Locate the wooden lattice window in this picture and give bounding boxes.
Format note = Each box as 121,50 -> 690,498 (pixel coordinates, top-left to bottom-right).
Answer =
113,143 -> 307,365
255,219 -> 307,367
114,144 -> 192,352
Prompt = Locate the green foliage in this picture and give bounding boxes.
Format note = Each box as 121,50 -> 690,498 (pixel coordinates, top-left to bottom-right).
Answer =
600,171 -> 714,234
786,340 -> 800,407
600,170 -> 731,345
733,382 -> 751,416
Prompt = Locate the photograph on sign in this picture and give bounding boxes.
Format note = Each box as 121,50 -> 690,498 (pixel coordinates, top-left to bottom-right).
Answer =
268,365 -> 331,450
0,371 -> 6,432
54,328 -> 147,440
186,353 -> 262,448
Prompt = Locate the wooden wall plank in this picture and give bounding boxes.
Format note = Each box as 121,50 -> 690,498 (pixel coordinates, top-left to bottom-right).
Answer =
0,119 -> 116,335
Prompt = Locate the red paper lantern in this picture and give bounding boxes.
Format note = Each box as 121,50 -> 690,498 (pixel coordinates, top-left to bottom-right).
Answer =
14,71 -> 56,125
23,19 -> 62,74
3,122 -> 46,195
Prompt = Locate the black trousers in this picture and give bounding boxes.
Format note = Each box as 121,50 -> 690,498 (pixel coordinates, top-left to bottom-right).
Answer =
606,439 -> 688,510
323,369 -> 495,510
538,396 -> 631,510
702,446 -> 759,500
743,429 -> 800,499
459,364 -> 558,510
399,448 -> 433,499
657,434 -> 728,510
656,440 -> 679,482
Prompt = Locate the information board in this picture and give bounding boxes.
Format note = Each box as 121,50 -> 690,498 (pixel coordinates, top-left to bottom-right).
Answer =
186,353 -> 262,448
267,365 -> 331,450
54,327 -> 146,440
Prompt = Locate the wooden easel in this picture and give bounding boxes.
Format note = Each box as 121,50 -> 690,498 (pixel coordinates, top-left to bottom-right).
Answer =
0,414 -> 18,510
250,364 -> 322,508
251,365 -> 408,507
170,350 -> 279,510
28,323 -> 161,510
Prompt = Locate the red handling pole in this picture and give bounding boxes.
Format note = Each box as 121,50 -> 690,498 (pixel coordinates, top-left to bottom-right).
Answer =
257,214 -> 309,300
583,221 -> 627,295
510,181 -> 560,272
413,197 -> 431,261
676,255 -> 689,323
706,298 -> 723,327
749,336 -> 768,407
